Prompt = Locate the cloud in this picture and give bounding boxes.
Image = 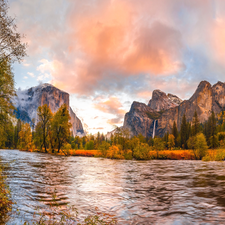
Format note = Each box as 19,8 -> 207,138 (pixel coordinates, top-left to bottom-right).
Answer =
94,97 -> 126,125
9,0 -> 225,133
27,72 -> 35,77
23,76 -> 28,79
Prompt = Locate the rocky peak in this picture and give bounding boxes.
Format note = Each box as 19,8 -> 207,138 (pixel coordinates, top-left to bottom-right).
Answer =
14,83 -> 84,136
148,89 -> 181,111
167,93 -> 182,105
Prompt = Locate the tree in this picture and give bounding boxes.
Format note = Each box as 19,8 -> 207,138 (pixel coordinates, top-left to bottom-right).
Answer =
36,104 -> 53,153
180,114 -> 188,149
0,0 -> 26,64
192,110 -> 200,136
188,133 -> 208,160
168,134 -> 175,150
172,121 -> 178,147
51,104 -> 71,153
133,142 -> 151,160
19,123 -> 33,150
153,137 -> 165,159
0,59 -> 15,116
195,133 -> 208,160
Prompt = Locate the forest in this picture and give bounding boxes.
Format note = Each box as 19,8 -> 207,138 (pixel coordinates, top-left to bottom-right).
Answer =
1,101 -> 225,161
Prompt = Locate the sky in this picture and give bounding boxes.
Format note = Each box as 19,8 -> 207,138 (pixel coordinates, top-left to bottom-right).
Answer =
7,0 -> 225,134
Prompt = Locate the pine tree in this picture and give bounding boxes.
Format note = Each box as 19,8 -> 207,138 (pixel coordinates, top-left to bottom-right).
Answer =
192,110 -> 200,136
180,114 -> 188,149
172,121 -> 178,147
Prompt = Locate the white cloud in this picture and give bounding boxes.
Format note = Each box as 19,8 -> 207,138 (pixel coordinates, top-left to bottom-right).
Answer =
27,72 -> 35,77
24,76 -> 28,79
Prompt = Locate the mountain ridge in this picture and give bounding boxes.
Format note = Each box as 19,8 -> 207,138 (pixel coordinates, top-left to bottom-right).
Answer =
14,83 -> 84,136
123,80 -> 225,138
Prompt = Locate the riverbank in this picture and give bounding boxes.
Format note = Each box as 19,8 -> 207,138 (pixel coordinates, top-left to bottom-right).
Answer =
0,159 -> 13,223
16,148 -> 225,161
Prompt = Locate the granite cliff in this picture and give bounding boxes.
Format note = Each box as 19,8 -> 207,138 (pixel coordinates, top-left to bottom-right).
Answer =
14,83 -> 84,136
123,81 -> 225,137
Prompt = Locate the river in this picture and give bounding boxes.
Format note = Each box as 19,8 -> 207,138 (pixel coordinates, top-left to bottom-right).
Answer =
1,150 -> 225,224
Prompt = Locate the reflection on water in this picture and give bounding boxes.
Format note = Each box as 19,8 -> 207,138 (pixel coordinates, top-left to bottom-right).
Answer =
1,150 -> 225,224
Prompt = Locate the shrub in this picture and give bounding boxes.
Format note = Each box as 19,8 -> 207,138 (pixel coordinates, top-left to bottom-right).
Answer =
133,143 -> 151,160
188,133 -> 208,160
61,143 -> 72,156
106,145 -> 124,159
0,164 -> 13,222
99,141 -> 110,157
124,150 -> 133,160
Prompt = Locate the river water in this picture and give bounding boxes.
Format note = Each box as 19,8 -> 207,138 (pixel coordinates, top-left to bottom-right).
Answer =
1,150 -> 225,224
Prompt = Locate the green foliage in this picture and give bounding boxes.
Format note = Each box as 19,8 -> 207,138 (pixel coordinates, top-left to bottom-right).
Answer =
51,104 -> 72,153
133,143 -> 152,160
168,134 -> 175,150
172,121 -> 178,147
61,143 -> 72,156
146,111 -> 163,120
188,133 -> 208,160
19,123 -> 33,151
99,141 -> 110,157
191,110 -> 200,136
85,140 -> 95,150
0,0 -> 27,63
209,135 -> 219,149
0,59 -> 15,115
180,114 -> 188,149
36,104 -> 53,152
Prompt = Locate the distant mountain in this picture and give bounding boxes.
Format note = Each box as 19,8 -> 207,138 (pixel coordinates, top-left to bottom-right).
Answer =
13,83 -> 84,136
123,81 -> 225,137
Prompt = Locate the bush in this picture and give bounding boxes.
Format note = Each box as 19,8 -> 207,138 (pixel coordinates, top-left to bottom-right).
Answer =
61,143 -> 72,156
124,150 -> 133,160
188,133 -> 208,160
106,145 -> 124,159
99,141 -> 110,157
0,164 -> 13,222
133,143 -> 151,160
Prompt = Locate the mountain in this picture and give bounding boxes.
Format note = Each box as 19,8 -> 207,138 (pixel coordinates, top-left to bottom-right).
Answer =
123,81 -> 225,138
13,83 -> 84,136
148,89 -> 182,111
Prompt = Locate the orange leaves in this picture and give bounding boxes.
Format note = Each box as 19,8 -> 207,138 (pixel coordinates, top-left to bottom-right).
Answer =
150,150 -> 195,160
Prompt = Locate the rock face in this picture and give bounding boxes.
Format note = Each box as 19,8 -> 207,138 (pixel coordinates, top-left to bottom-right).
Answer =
148,90 -> 182,111
123,81 -> 225,137
14,83 -> 84,136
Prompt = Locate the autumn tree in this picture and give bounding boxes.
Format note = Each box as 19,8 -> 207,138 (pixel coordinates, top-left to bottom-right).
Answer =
19,123 -> 33,150
168,134 -> 175,150
36,104 -> 53,152
153,137 -> 165,159
51,104 -> 71,153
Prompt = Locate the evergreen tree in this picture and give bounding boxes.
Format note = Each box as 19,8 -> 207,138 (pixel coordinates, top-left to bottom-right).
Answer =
180,114 -> 188,149
192,110 -> 200,136
172,121 -> 178,147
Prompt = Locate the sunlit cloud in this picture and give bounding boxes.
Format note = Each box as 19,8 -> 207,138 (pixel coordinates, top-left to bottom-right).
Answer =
8,0 -> 225,133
